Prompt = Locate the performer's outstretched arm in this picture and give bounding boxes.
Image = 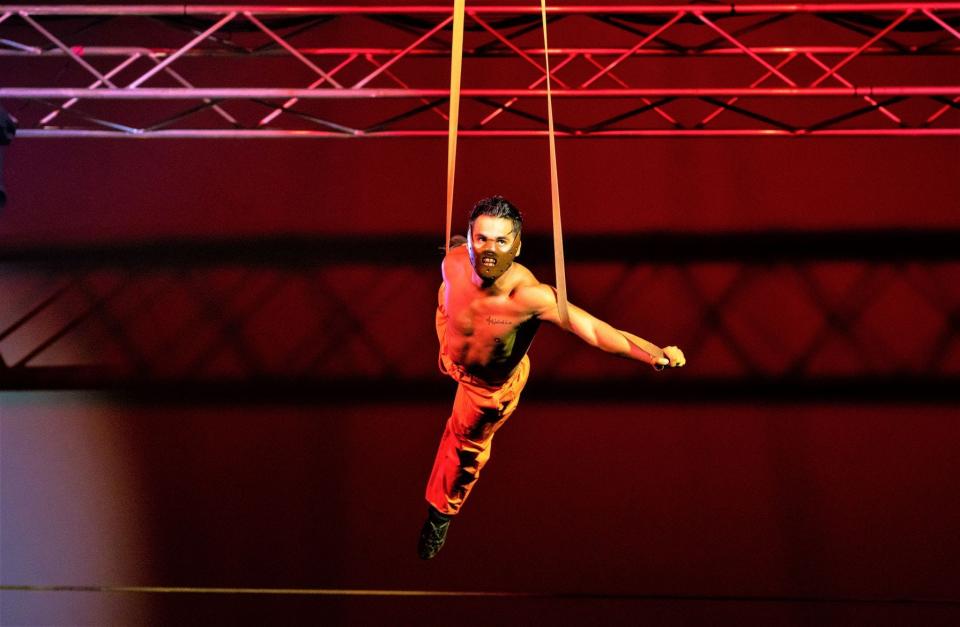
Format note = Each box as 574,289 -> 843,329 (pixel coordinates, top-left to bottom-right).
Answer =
516,283 -> 685,369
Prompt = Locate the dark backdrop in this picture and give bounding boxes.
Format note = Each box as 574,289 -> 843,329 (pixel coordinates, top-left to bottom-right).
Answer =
2,3 -> 960,625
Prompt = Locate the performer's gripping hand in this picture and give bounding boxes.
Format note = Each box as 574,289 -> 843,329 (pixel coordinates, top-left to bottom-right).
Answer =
654,345 -> 686,370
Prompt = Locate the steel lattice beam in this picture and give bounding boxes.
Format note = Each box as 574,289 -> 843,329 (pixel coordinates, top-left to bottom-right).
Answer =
1,3 -> 959,137
3,232 -> 960,401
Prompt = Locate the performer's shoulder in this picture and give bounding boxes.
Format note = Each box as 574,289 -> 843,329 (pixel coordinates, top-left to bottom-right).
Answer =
508,265 -> 551,299
441,245 -> 470,271
509,260 -> 537,282
511,281 -> 556,316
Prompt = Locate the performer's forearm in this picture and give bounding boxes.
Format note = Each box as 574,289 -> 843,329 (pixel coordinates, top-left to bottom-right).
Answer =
572,311 -> 661,365
560,301 -> 664,365
619,330 -> 664,364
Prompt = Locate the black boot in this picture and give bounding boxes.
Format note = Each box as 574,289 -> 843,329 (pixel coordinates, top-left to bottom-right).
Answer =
417,507 -> 451,560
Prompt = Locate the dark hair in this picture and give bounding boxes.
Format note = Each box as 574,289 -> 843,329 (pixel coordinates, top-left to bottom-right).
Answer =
469,195 -> 522,236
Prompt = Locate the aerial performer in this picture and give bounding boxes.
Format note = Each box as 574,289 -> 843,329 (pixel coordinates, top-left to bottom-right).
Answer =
416,0 -> 685,560
417,195 -> 686,559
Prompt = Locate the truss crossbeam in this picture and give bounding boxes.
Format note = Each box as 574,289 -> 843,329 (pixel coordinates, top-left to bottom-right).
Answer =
5,87 -> 960,99
1,4 -> 958,137
4,4 -> 960,15
3,232 -> 960,390
3,46 -> 957,57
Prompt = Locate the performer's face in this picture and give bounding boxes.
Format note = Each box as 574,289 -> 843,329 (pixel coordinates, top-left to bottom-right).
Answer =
468,215 -> 521,281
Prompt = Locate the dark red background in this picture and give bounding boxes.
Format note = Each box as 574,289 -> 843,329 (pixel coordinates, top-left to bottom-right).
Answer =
2,2 -> 960,625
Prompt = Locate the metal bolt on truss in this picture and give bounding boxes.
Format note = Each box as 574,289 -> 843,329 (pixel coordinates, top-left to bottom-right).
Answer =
0,4 -> 958,137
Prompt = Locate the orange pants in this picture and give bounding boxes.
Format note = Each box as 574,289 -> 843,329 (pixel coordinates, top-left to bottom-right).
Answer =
425,309 -> 531,516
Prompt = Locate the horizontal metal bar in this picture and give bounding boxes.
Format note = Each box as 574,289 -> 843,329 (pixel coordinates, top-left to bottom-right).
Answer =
1,46 -> 958,59
5,87 -> 960,99
3,4 -> 960,16
15,128 -> 960,138
5,583 -> 958,603
22,126 -> 960,138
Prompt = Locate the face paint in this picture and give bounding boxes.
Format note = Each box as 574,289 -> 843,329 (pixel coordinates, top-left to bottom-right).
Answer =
467,226 -> 521,281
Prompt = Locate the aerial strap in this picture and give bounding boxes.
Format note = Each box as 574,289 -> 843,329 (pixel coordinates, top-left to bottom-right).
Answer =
539,0 -> 570,328
444,0 -> 466,254
445,0 -> 570,330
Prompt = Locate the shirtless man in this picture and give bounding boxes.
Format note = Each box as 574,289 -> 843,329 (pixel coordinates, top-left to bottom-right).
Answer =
418,195 -> 685,560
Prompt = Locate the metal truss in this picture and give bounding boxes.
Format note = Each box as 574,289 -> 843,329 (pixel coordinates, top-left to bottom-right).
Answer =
2,232 -> 960,401
0,4 -> 959,138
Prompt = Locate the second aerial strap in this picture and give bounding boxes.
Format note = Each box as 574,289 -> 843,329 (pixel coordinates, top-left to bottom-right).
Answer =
539,0 -> 570,328
444,0 -> 466,254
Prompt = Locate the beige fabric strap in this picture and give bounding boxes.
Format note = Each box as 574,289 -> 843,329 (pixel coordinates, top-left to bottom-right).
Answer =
445,0 -> 466,254
446,0 -> 569,330
539,0 -> 570,327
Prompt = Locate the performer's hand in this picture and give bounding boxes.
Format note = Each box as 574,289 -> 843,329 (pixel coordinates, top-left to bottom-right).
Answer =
654,345 -> 685,370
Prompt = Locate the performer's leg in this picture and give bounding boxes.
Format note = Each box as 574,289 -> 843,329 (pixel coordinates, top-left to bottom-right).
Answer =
419,357 -> 529,559
419,392 -> 504,560
425,392 -> 508,516
425,356 -> 530,515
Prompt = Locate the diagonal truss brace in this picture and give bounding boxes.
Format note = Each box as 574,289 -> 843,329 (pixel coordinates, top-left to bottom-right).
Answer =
0,3 -> 958,138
